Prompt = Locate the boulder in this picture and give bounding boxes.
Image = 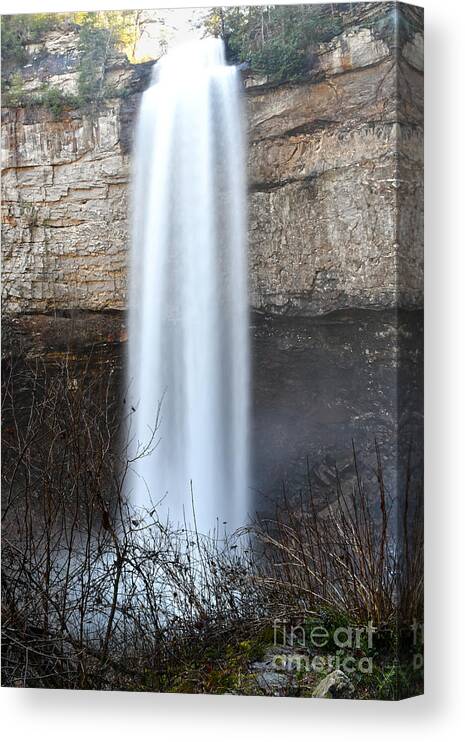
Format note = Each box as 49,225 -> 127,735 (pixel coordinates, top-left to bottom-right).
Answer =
312,670 -> 354,699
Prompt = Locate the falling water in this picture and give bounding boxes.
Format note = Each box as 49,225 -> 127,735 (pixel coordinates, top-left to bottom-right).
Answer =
127,39 -> 249,534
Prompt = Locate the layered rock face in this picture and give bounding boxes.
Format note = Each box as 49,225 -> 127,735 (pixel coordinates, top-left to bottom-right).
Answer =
1,4 -> 423,317
247,25 -> 424,314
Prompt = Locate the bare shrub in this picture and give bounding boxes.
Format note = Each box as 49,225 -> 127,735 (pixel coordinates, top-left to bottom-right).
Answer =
1,356 -> 260,689
248,443 -> 423,627
2,355 -> 423,693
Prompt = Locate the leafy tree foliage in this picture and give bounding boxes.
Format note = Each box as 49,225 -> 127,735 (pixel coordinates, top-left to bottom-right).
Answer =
1,11 -> 145,110
72,10 -> 142,61
202,5 -> 343,81
1,11 -> 142,74
1,14 -> 59,69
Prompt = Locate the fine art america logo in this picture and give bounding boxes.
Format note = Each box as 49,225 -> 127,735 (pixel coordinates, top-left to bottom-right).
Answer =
270,619 -> 424,675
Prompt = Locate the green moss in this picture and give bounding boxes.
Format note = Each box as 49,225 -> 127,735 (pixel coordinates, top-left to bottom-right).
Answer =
2,79 -> 79,119
1,72 -> 25,107
150,625 -> 272,695
39,86 -> 80,119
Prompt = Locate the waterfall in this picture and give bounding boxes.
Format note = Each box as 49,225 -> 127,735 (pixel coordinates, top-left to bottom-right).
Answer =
127,39 -> 249,535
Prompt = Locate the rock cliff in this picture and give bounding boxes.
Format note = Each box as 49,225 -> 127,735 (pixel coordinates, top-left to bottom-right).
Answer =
1,3 -> 423,317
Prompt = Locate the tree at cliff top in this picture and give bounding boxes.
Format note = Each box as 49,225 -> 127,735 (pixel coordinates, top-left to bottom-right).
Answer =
72,10 -> 145,62
1,11 -> 150,112
1,13 -> 58,69
201,5 -> 343,81
1,11 -> 144,73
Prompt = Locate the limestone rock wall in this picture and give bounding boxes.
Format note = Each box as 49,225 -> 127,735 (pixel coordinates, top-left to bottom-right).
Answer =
1,4 -> 423,316
246,33 -> 424,314
2,104 -> 131,311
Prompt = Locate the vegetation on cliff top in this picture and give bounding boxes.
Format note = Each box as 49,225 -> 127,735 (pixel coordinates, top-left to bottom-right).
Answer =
201,3 -> 422,83
1,5 -> 422,113
202,5 -> 344,82
1,11 -> 143,114
1,11 -> 141,66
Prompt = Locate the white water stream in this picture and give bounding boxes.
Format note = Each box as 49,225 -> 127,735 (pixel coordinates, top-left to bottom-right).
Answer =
127,39 -> 249,534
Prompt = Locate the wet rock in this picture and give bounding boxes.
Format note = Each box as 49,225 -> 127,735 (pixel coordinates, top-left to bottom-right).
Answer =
255,670 -> 291,695
250,646 -> 300,696
1,311 -> 126,360
312,670 -> 354,699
